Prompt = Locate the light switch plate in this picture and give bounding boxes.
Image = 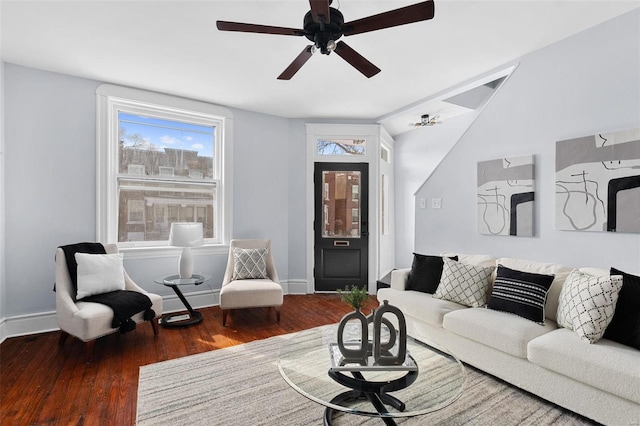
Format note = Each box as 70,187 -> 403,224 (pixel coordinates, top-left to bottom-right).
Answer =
419,198 -> 426,209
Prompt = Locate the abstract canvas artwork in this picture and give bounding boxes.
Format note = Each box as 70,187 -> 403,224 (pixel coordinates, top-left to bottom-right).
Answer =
555,128 -> 640,233
477,155 -> 535,236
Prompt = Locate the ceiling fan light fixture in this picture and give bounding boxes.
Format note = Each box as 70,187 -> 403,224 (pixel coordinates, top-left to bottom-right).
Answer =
217,0 -> 436,79
421,114 -> 430,125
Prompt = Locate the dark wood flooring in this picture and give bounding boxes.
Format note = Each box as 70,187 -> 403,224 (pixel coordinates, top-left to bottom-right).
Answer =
0,294 -> 380,426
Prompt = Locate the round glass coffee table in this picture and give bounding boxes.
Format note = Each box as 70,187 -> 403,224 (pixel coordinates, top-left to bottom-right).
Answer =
278,324 -> 466,425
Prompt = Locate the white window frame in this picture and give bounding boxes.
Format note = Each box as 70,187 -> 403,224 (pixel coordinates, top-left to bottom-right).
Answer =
96,84 -> 233,257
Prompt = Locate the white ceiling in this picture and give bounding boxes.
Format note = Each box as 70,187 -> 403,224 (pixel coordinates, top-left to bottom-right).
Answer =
1,0 -> 638,125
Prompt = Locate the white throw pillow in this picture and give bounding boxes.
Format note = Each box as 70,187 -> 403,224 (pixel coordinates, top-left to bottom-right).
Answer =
433,258 -> 496,307
556,269 -> 623,343
75,253 -> 126,299
232,248 -> 268,280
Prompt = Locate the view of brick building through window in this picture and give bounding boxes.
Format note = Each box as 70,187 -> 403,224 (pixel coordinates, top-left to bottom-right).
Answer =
117,112 -> 216,243
321,171 -> 361,238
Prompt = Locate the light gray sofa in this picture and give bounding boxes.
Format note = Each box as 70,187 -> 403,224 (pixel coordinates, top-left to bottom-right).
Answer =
377,253 -> 640,425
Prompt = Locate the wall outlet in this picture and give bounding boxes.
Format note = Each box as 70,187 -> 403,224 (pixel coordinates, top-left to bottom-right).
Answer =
431,198 -> 442,209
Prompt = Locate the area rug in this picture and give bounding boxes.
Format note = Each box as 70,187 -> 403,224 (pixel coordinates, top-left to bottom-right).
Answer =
137,326 -> 594,425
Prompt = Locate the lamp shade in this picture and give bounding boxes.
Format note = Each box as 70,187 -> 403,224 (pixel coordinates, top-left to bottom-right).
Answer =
169,222 -> 204,247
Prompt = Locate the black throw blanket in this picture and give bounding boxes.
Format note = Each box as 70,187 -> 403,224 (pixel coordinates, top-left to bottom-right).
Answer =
83,290 -> 155,333
57,242 -> 155,334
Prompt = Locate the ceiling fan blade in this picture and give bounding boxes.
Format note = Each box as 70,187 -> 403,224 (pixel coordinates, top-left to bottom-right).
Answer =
309,0 -> 331,24
277,46 -> 315,80
342,0 -> 435,36
334,41 -> 380,78
217,21 -> 305,36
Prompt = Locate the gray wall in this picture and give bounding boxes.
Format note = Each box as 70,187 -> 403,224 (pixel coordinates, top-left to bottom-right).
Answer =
402,9 -> 640,272
0,60 -> 5,323
394,111 -> 480,267
3,64 -> 294,317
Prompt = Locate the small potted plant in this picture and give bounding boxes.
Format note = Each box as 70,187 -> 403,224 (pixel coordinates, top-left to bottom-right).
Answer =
337,285 -> 368,310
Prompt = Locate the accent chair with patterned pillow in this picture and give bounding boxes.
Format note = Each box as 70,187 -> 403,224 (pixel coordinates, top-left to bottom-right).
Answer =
220,239 -> 283,326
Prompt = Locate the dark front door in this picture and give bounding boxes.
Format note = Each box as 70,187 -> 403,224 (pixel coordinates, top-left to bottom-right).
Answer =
314,162 -> 369,292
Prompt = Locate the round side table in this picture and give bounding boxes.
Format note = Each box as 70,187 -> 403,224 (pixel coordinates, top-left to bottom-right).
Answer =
154,274 -> 210,328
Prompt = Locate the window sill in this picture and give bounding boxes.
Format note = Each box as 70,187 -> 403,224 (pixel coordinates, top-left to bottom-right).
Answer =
119,244 -> 229,260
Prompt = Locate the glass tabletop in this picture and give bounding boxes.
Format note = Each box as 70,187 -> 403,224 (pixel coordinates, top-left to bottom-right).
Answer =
278,323 -> 466,419
153,273 -> 210,286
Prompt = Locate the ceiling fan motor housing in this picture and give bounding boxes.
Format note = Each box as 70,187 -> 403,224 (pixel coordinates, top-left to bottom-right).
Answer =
303,8 -> 344,54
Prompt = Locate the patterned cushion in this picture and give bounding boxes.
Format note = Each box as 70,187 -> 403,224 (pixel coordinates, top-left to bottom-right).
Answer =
232,248 -> 268,280
488,265 -> 555,324
433,258 -> 495,307
557,269 -> 623,343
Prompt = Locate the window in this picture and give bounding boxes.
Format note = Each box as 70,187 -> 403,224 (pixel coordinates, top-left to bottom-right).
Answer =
97,85 -> 232,250
316,138 -> 366,156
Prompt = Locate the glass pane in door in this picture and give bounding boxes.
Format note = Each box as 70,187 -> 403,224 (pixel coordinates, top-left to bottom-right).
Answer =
321,171 -> 361,238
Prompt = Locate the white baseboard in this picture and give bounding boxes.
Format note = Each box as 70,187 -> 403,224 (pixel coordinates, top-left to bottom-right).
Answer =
286,279 -> 310,294
0,280 -> 309,343
0,310 -> 58,343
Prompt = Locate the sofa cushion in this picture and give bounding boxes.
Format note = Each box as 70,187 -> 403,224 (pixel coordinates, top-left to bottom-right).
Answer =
443,307 -> 557,358
557,269 -> 623,343
528,328 -> 640,404
441,252 -> 496,268
496,258 -> 573,322
488,265 -> 555,324
405,254 -> 457,294
604,267 -> 640,350
219,279 -> 283,309
434,258 -> 495,307
377,288 -> 467,326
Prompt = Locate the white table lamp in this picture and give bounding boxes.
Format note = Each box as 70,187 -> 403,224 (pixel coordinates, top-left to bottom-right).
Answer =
169,222 -> 204,278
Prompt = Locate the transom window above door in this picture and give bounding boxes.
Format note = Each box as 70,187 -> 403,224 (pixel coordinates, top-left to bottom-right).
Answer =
316,138 -> 366,156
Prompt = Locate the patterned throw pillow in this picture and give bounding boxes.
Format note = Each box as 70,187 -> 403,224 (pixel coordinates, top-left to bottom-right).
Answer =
232,248 -> 268,280
433,258 -> 496,307
488,265 -> 555,324
556,269 -> 623,343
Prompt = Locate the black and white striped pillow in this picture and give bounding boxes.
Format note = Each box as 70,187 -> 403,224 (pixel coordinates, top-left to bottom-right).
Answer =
488,265 -> 555,324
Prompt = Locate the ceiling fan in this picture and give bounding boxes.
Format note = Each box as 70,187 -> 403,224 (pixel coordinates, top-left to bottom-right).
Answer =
411,114 -> 441,127
216,0 -> 435,80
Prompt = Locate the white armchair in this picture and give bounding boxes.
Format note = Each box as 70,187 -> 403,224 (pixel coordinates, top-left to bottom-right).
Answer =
55,243 -> 163,352
220,239 -> 283,326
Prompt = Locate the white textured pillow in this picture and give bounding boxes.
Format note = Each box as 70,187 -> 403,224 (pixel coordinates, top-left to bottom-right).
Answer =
433,258 -> 496,307
75,253 -> 126,299
232,248 -> 268,280
557,269 -> 623,343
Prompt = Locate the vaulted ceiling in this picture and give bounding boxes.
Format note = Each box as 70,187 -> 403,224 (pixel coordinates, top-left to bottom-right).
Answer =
2,1 -> 638,127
